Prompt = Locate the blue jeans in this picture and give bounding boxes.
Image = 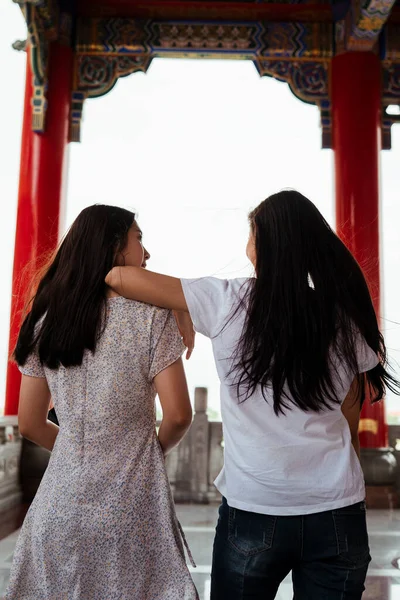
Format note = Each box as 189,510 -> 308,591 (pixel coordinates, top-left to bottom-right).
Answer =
211,497 -> 370,599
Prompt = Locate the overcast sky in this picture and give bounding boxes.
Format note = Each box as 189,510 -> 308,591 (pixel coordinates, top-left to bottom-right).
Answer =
1,3 -> 399,419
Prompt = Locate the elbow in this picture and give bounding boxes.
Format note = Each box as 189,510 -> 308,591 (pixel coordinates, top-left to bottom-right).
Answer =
169,408 -> 193,429
18,421 -> 33,440
105,266 -> 119,288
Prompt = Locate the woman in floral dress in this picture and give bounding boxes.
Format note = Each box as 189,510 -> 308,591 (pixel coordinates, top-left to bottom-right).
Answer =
6,205 -> 198,600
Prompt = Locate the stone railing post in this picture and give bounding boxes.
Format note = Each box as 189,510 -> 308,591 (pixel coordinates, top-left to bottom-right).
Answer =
168,423 -> 191,502
164,387 -> 225,503
189,387 -> 210,503
165,387 -> 210,503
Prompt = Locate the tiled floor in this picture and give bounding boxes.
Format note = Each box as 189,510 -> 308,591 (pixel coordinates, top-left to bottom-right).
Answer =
178,504 -> 400,600
1,505 -> 400,598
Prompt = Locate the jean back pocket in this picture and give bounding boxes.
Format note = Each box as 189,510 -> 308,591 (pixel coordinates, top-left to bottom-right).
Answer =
228,506 -> 276,556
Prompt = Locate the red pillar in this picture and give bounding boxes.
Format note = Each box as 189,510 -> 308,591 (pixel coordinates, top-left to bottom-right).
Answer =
5,48 -> 37,417
332,52 -> 386,448
4,42 -> 73,415
33,42 -> 73,261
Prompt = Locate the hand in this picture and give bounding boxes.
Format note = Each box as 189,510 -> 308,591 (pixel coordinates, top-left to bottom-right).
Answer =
173,311 -> 195,360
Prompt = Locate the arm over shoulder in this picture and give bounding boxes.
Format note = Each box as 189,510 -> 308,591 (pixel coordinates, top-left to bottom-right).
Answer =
180,277 -> 248,338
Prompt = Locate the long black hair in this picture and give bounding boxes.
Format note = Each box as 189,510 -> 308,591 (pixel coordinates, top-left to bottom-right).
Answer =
14,205 -> 135,369
231,190 -> 399,414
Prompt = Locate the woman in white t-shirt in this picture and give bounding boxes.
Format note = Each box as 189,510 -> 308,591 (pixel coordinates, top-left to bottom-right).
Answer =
106,191 -> 399,600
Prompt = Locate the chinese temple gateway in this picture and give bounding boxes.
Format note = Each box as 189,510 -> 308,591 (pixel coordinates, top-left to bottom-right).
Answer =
7,0 -> 400,502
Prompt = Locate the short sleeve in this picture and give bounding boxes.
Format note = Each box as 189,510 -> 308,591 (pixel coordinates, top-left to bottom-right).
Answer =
149,309 -> 185,381
180,277 -> 237,338
18,347 -> 45,378
355,330 -> 379,373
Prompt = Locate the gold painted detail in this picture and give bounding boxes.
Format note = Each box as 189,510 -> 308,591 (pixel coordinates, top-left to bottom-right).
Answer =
359,418 -> 379,436
75,18 -> 333,59
336,0 -> 397,53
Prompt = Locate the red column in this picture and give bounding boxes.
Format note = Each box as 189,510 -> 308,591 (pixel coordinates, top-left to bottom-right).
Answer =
33,42 -> 73,262
332,52 -> 386,448
5,48 -> 37,416
4,42 -> 73,415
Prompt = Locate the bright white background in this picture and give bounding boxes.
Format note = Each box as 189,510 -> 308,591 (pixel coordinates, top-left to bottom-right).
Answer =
1,4 -> 399,420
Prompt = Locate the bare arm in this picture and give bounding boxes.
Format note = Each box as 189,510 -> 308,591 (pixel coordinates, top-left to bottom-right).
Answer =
18,375 -> 59,452
106,266 -> 188,312
341,376 -> 363,460
154,358 -> 192,456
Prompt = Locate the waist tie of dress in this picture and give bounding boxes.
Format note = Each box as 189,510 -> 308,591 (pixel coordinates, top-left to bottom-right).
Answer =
177,519 -> 196,568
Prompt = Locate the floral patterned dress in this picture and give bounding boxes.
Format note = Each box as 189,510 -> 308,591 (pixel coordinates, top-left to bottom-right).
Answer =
6,298 -> 198,600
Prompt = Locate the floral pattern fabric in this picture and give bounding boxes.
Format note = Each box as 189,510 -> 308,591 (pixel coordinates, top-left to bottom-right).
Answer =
6,298 -> 198,600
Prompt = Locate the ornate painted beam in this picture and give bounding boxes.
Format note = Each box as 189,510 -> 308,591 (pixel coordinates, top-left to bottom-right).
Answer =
77,0 -> 335,23
75,17 -> 333,58
71,17 -> 333,143
11,1 -> 400,148
336,0 -> 397,53
12,0 -> 59,132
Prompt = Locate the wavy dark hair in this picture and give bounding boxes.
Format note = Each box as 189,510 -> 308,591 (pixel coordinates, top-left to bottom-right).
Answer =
14,205 -> 135,369
231,190 -> 399,415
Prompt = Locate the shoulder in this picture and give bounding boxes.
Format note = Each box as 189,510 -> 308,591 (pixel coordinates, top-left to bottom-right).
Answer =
227,277 -> 253,298
108,298 -> 173,331
180,277 -> 253,338
109,297 -> 169,317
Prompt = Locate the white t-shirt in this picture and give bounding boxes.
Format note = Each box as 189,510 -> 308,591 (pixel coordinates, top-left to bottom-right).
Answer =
181,277 -> 379,516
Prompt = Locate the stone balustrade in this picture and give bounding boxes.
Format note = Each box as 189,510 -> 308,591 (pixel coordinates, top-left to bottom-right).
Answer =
2,394 -> 400,510
159,387 -> 223,503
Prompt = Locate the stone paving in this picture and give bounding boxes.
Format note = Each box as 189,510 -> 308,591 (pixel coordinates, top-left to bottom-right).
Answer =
0,504 -> 400,598
177,504 -> 400,600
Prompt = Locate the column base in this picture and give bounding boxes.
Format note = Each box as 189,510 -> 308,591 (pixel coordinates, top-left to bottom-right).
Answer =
360,448 -> 398,508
